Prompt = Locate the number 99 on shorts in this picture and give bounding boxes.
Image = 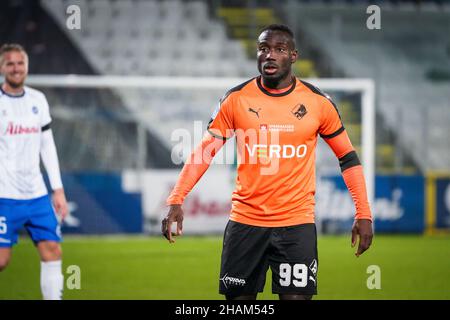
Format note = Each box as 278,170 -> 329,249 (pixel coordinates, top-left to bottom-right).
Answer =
279,263 -> 309,287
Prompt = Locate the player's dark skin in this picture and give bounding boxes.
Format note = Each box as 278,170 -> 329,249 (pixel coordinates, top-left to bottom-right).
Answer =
162,30 -> 373,300
256,29 -> 298,90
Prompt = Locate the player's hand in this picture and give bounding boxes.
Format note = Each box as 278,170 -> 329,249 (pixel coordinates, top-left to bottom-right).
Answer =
162,204 -> 184,243
351,219 -> 373,257
52,188 -> 68,221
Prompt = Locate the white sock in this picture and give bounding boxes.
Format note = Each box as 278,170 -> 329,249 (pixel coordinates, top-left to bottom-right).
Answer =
40,260 -> 63,300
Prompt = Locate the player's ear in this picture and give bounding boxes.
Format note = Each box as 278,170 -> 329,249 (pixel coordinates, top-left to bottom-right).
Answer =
291,49 -> 298,64
23,53 -> 29,73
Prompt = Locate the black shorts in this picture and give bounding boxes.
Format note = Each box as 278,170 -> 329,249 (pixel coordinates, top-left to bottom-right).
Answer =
219,220 -> 318,297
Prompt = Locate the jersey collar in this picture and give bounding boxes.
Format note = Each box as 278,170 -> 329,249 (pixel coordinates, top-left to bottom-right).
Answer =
0,85 -> 25,98
256,76 -> 296,97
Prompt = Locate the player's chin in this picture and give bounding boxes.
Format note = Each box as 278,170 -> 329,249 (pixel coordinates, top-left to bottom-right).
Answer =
7,78 -> 25,88
261,71 -> 285,83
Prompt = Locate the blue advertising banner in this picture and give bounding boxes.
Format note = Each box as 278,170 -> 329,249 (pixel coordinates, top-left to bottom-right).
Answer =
316,175 -> 425,233
58,173 -> 142,234
373,175 -> 424,233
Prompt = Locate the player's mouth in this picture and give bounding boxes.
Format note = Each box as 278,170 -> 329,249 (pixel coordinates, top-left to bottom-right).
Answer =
10,73 -> 23,80
7,74 -> 25,87
263,64 -> 278,75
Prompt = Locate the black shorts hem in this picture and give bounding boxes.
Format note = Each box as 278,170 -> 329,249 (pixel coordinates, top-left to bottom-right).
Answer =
272,289 -> 317,295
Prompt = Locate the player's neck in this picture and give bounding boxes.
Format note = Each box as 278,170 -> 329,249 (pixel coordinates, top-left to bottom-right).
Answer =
260,75 -> 295,93
1,82 -> 25,96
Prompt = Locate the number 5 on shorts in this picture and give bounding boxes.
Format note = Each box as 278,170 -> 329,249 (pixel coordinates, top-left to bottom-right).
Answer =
279,263 -> 308,287
0,217 -> 7,234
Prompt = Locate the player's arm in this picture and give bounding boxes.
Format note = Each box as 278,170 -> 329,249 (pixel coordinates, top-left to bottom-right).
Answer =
323,129 -> 373,257
162,131 -> 226,243
40,126 -> 68,220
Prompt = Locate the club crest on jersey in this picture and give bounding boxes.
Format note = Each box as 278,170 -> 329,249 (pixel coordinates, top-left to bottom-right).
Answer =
32,106 -> 39,114
291,104 -> 307,120
260,124 -> 268,131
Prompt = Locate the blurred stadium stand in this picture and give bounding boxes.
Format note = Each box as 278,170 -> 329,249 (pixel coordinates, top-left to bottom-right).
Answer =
211,0 -> 450,173
0,0 -> 175,171
282,1 -> 450,172
42,0 -> 254,77
40,0 -> 260,163
2,0 -> 449,174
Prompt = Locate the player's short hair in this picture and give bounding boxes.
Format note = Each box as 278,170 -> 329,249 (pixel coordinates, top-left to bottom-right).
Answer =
259,24 -> 296,49
0,43 -> 28,66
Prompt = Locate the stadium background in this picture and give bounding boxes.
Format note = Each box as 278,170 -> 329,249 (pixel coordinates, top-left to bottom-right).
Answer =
0,0 -> 449,299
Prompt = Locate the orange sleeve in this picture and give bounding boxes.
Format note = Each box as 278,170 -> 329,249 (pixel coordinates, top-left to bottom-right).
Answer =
342,166 -> 373,221
207,94 -> 235,140
323,129 -> 354,158
166,132 -> 226,205
318,96 -> 344,139
325,131 -> 373,221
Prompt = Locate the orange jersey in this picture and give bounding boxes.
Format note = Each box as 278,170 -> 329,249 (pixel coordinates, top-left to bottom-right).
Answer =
206,76 -> 345,227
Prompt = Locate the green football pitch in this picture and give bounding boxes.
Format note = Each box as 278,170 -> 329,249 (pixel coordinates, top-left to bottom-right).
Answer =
0,234 -> 449,300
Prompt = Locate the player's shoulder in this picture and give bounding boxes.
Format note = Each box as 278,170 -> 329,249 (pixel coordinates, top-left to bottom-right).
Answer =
24,86 -> 45,98
298,79 -> 332,101
298,79 -> 338,110
24,86 -> 46,99
220,77 -> 256,104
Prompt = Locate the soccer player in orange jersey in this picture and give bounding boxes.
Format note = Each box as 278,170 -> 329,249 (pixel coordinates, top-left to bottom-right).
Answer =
162,24 -> 373,300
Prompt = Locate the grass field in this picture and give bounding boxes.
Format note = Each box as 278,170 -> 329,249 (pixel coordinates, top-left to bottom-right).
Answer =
0,234 -> 449,300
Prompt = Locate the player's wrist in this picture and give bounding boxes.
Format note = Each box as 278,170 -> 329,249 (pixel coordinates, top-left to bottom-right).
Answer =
166,197 -> 183,206
52,188 -> 64,194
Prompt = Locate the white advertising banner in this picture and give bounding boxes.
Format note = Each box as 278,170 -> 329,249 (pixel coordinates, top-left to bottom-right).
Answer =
122,167 -> 235,234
